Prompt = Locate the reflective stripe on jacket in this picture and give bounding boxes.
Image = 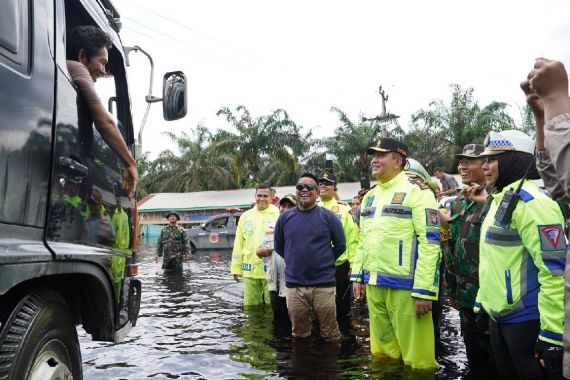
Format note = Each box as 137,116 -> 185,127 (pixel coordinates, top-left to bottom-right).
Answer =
231,204 -> 280,279
319,198 -> 359,267
475,180 -> 566,346
350,171 -> 441,300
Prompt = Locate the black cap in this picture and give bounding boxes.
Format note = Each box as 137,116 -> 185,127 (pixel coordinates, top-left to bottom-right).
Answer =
319,169 -> 337,184
166,211 -> 180,220
367,138 -> 408,156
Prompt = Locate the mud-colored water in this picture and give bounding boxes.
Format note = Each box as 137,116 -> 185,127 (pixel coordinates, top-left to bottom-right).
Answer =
79,238 -> 475,379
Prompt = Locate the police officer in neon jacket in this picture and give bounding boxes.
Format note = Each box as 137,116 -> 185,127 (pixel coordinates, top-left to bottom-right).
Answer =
351,138 -> 441,370
474,130 -> 566,379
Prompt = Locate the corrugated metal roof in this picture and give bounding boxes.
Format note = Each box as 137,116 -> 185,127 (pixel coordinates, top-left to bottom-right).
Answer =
137,175 -> 482,213
138,182 -> 366,212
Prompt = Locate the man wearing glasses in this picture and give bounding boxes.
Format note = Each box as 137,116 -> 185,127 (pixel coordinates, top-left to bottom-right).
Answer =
318,169 -> 359,335
274,173 -> 346,342
351,138 -> 441,370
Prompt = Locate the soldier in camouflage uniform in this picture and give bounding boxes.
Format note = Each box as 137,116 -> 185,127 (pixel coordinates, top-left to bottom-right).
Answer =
446,144 -> 493,373
155,212 -> 190,271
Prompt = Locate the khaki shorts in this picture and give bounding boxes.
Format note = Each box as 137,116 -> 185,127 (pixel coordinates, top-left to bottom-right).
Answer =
287,286 -> 340,342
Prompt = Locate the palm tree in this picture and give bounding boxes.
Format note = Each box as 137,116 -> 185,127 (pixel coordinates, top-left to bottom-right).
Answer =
318,107 -> 404,181
214,106 -> 310,187
410,84 -> 516,173
140,126 -> 235,193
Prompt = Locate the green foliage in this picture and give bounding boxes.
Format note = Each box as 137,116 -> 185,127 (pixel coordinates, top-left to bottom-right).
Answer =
136,125 -> 235,197
213,105 -> 311,187
409,84 -> 516,173
138,84 -> 531,193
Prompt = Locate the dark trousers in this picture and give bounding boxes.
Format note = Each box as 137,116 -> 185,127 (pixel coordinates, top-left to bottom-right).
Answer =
489,319 -> 542,380
459,307 -> 493,372
269,291 -> 291,328
335,261 -> 352,334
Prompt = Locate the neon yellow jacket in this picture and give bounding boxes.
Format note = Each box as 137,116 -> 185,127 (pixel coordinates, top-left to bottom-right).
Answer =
319,198 -> 359,267
350,171 -> 441,300
474,180 -> 566,346
231,204 -> 279,279
112,207 -> 130,249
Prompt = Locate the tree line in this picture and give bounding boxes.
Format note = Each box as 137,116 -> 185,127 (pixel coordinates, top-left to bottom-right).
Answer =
137,84 -> 534,198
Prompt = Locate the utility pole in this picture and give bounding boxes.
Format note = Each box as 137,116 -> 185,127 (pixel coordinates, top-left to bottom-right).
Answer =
362,85 -> 399,137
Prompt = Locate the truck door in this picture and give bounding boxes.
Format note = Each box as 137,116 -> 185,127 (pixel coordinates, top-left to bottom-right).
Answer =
0,0 -> 55,239
46,1 -> 135,257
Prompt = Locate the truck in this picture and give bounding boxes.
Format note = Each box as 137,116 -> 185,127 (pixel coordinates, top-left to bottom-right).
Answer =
0,0 -> 186,379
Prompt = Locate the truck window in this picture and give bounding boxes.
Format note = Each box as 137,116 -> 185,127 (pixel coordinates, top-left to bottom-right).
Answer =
0,0 -> 31,75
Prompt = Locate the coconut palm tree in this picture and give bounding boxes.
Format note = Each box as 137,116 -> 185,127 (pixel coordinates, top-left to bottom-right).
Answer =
409,84 -> 516,173
319,107 -> 404,181
214,106 -> 310,187
140,126 -> 235,193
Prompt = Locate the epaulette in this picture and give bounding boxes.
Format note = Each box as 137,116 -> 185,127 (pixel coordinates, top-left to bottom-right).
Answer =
337,201 -> 349,206
408,175 -> 430,190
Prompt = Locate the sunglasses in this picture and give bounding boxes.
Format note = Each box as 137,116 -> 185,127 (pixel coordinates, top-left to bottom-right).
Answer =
296,183 -> 318,191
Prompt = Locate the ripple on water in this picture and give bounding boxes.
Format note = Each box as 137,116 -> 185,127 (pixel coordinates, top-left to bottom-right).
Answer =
80,243 -> 476,379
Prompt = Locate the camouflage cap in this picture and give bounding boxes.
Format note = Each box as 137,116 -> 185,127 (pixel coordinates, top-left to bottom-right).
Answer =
455,144 -> 485,159
166,211 -> 180,220
279,193 -> 297,206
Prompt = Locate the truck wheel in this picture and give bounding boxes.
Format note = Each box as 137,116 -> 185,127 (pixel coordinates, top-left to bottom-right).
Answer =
0,290 -> 82,380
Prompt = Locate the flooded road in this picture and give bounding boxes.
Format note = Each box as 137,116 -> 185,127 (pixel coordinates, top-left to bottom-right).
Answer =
79,238 -> 471,379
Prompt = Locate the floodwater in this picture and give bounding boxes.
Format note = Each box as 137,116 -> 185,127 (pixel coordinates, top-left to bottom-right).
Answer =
79,238 -> 473,380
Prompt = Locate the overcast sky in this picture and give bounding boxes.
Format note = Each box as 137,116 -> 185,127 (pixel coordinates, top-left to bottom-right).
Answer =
103,0 -> 570,158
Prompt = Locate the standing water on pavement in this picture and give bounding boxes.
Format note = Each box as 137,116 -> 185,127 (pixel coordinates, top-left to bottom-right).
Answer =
79,238 -> 470,379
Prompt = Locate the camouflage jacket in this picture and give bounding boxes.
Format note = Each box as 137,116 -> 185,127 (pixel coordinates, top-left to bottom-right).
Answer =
446,196 -> 488,309
156,225 -> 190,259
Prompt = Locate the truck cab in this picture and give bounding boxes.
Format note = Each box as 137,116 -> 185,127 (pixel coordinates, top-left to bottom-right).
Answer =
0,1 -> 186,378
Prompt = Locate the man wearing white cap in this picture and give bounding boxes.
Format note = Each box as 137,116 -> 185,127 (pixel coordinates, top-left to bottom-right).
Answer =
474,129 -> 566,379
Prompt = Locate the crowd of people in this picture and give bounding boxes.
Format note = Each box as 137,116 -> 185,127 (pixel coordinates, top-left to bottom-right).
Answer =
225,58 -> 570,379
154,58 -> 570,379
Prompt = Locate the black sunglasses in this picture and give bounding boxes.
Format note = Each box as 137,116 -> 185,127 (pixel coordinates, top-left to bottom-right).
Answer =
296,183 -> 318,191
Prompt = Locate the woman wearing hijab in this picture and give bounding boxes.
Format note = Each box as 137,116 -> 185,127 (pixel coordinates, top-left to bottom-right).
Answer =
473,130 -> 566,379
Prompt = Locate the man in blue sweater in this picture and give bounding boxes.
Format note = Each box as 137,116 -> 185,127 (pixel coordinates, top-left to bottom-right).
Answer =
274,172 -> 346,342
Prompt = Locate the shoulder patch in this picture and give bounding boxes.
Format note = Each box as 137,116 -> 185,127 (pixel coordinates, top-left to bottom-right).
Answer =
425,208 -> 441,227
518,189 -> 534,202
409,176 -> 430,190
538,224 -> 567,251
391,192 -> 406,204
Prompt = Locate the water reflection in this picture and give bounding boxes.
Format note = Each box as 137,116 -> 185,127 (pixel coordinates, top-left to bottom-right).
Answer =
79,239 -> 470,379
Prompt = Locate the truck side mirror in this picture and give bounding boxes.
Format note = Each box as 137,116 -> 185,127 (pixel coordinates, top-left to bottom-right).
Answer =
162,71 -> 187,121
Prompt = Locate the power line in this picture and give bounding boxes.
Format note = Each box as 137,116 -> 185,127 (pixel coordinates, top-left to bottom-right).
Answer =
123,25 -> 178,50
123,16 -> 228,63
122,0 -> 247,56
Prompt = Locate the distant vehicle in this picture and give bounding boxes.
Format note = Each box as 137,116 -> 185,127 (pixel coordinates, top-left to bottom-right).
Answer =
186,211 -> 244,252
